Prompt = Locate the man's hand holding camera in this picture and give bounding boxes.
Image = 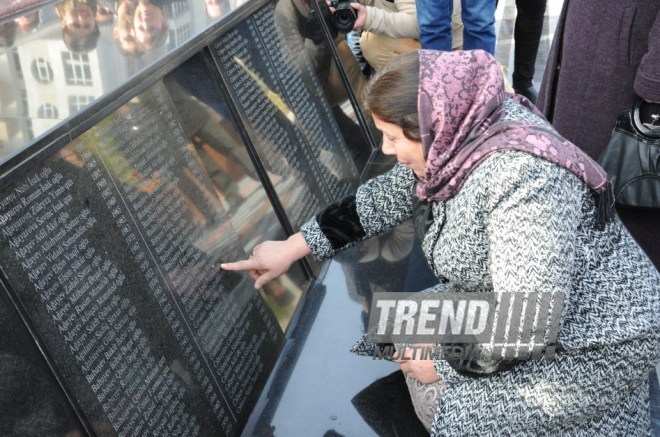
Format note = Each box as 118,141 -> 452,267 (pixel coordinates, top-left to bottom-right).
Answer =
326,0 -> 366,32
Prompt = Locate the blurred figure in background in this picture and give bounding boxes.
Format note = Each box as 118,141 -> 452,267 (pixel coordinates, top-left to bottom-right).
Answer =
0,21 -> 17,48
204,0 -> 232,20
417,0 -> 495,54
511,0 -> 546,103
114,0 -> 141,55
334,0 -> 462,72
55,0 -> 100,53
537,0 -> 660,270
14,10 -> 42,33
95,1 -> 116,24
133,0 -> 169,52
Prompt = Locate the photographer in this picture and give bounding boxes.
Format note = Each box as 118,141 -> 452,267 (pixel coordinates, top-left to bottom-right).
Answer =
329,0 -> 462,72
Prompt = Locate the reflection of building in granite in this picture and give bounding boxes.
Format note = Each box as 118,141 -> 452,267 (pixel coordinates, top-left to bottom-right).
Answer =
166,1 -> 193,48
0,0 -> 210,161
0,10 -> 127,158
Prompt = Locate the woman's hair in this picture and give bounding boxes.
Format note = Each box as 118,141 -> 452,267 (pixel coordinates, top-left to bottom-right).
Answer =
363,51 -> 420,141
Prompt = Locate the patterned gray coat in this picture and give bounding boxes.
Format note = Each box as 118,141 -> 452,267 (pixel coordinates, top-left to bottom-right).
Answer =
301,103 -> 660,435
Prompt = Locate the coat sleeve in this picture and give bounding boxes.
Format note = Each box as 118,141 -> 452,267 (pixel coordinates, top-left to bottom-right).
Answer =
634,9 -> 660,102
300,163 -> 415,260
363,0 -> 419,39
430,154 -> 658,435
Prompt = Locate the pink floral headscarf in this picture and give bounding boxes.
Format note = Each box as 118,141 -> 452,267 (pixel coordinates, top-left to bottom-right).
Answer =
415,50 -> 613,224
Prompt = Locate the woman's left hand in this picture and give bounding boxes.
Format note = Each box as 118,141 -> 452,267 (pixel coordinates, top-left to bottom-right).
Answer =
394,345 -> 441,384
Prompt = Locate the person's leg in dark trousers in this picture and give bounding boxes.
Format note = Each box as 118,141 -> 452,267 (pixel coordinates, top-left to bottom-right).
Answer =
512,0 -> 547,103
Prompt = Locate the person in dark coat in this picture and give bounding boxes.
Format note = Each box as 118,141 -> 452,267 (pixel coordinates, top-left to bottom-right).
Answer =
537,0 -> 660,270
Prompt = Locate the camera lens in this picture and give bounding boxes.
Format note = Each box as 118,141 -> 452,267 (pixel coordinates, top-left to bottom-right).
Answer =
331,7 -> 356,33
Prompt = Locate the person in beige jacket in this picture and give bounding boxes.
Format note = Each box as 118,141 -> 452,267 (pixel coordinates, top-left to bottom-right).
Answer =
333,0 -> 462,71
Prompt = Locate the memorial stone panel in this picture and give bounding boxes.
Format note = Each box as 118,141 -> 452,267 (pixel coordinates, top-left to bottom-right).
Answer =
162,52 -> 309,329
0,0 -> 386,434
209,2 -> 362,232
0,287 -> 84,435
0,78 -> 302,436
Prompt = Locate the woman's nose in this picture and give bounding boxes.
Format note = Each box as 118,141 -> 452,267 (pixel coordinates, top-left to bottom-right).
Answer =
381,141 -> 395,155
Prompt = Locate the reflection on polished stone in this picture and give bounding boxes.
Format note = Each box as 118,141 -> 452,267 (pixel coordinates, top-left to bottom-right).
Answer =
352,371 -> 428,437
0,0 -> 261,162
0,77 -> 291,434
0,0 -> 376,180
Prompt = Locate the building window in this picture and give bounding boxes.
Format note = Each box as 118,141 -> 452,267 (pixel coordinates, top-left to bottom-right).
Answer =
68,95 -> 95,113
20,89 -> 28,117
37,103 -> 59,119
171,1 -> 189,16
174,24 -> 190,45
61,52 -> 92,86
31,58 -> 54,84
27,119 -> 34,139
13,50 -> 23,80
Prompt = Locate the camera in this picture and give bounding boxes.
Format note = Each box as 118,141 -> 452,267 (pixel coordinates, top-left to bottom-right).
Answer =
329,0 -> 357,33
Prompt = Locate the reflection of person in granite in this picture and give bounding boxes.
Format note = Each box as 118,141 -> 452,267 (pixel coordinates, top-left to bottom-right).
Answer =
133,0 -> 169,52
223,50 -> 660,435
336,221 -> 414,331
0,20 -> 17,48
204,0 -> 232,20
161,71 -> 301,321
55,0 -> 101,53
161,75 -> 263,210
351,370 -> 429,436
114,0 -> 141,56
14,10 -> 42,33
95,0 -> 115,24
274,0 -> 371,170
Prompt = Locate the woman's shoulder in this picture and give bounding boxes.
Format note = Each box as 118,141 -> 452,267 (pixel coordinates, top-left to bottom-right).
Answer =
467,99 -> 581,194
502,97 -> 552,127
464,150 -> 587,209
474,149 -> 579,185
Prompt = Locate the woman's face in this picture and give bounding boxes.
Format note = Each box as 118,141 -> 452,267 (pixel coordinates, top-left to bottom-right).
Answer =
205,0 -> 229,18
114,0 -> 137,52
373,116 -> 425,178
134,0 -> 165,42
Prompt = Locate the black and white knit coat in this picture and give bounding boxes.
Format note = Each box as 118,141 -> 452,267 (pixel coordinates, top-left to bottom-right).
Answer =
300,101 -> 660,436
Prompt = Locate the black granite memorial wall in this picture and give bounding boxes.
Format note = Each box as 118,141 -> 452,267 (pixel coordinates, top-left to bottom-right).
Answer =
0,0 -> 380,434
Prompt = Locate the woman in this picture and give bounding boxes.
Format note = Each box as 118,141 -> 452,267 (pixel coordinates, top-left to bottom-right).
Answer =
222,50 -> 660,435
